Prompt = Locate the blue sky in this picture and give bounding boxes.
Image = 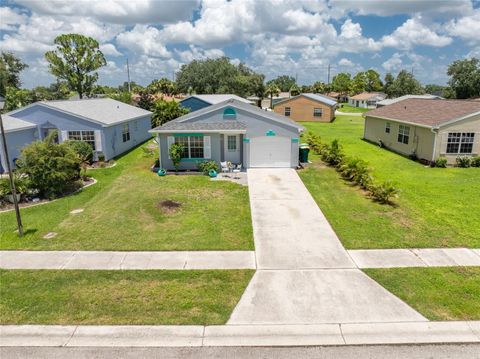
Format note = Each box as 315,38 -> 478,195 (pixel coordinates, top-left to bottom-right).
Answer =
1,0 -> 479,88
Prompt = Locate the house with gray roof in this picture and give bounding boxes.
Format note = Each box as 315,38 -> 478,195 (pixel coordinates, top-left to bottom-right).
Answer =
273,93 -> 337,122
179,94 -> 253,112
150,98 -> 304,170
376,94 -> 443,107
0,98 -> 152,173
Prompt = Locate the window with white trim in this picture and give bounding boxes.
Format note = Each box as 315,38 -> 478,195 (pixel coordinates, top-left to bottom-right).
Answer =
122,124 -> 130,142
446,132 -> 475,154
385,122 -> 391,134
397,125 -> 410,144
227,135 -> 237,152
313,108 -> 322,117
174,136 -> 204,159
284,107 -> 291,116
68,130 -> 96,150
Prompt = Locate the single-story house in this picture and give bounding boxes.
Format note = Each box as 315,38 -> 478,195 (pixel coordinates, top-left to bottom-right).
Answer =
326,92 -> 349,103
376,94 -> 443,107
149,98 -> 304,170
179,94 -> 253,112
0,98 -> 152,172
348,92 -> 386,108
261,92 -> 291,109
364,99 -> 480,164
273,93 -> 337,122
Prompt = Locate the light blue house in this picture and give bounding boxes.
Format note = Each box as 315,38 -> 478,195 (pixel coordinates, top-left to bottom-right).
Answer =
0,98 -> 152,173
150,99 -> 304,170
179,94 -> 253,112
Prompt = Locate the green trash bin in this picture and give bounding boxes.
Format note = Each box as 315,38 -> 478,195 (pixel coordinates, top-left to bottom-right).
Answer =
299,143 -> 310,163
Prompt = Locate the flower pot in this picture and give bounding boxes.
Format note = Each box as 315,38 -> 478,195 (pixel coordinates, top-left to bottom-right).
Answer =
6,193 -> 21,204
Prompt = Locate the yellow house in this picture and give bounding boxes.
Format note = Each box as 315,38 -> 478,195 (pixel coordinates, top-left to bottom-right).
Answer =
273,93 -> 337,122
364,99 -> 480,164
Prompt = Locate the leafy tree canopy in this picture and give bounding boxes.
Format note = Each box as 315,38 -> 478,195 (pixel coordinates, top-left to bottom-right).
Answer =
266,75 -> 296,92
331,72 -> 351,95
389,70 -> 424,97
151,99 -> 189,128
447,57 -> 480,99
148,78 -> 175,96
0,52 -> 28,97
45,33 -> 106,99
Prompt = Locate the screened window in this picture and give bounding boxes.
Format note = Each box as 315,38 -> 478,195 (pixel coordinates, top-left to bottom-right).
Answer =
68,130 -> 95,150
223,108 -> 236,119
385,122 -> 391,134
122,124 -> 130,142
174,136 -> 204,159
227,135 -> 237,152
446,132 -> 475,154
313,108 -> 322,117
284,107 -> 291,116
397,125 -> 410,144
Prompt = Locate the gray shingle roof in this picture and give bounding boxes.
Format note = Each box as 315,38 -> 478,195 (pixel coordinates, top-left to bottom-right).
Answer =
0,115 -> 37,133
157,121 -> 247,131
274,93 -> 337,107
377,94 -> 443,106
181,94 -> 252,105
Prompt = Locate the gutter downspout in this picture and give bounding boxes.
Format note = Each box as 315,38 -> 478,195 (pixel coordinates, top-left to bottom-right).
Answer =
157,133 -> 162,169
431,127 -> 439,162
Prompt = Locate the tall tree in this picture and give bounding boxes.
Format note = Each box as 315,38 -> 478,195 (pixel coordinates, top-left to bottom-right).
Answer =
266,75 -> 296,92
45,34 -> 106,99
390,70 -> 424,97
365,69 -> 383,92
148,78 -> 175,96
331,72 -> 351,96
289,83 -> 301,96
151,99 -> 189,127
137,89 -> 155,111
383,73 -> 395,98
264,82 -> 280,109
0,52 -> 28,96
350,72 -> 366,95
447,58 -> 480,99
311,81 -> 330,94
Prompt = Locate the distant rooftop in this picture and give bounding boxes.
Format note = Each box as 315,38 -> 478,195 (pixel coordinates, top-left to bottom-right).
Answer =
349,92 -> 386,100
377,94 -> 443,106
181,94 -> 252,105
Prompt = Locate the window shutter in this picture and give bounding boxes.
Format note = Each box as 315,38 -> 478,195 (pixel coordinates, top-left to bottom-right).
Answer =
60,130 -> 68,142
94,130 -> 102,151
167,136 -> 175,159
203,136 -> 211,159
473,133 -> 480,155
439,132 -> 448,155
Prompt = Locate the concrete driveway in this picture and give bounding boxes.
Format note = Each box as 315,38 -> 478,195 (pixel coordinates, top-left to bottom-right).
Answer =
228,168 -> 425,325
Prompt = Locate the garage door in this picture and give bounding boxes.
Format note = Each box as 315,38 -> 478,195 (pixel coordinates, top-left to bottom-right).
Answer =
249,136 -> 291,168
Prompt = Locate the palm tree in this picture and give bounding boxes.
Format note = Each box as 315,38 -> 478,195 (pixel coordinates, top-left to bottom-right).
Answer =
265,83 -> 280,109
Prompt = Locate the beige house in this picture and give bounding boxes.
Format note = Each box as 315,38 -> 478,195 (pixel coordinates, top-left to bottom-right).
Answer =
364,99 -> 480,164
273,93 -> 337,122
348,92 -> 386,108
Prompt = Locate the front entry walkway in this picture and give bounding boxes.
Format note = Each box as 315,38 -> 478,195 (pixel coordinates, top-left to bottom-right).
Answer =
228,168 -> 426,325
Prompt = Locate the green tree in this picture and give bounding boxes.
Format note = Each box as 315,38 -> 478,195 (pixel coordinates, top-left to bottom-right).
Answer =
45,34 -> 106,99
118,81 -> 140,92
365,69 -> 383,92
107,91 -> 132,105
390,70 -> 424,97
331,72 -> 351,96
137,89 -> 155,111
265,82 -> 280,109
350,72 -> 366,95
383,73 -> 395,98
312,81 -> 329,94
4,87 -> 33,111
447,58 -> 480,99
266,75 -> 296,92
148,78 -> 175,95
0,52 -> 28,96
289,83 -> 301,96
31,81 -> 70,101
169,143 -> 185,172
151,99 -> 189,127
424,84 -> 446,96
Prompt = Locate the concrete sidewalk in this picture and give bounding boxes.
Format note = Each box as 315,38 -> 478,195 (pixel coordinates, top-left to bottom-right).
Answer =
348,248 -> 480,268
1,322 -> 479,347
0,251 -> 256,270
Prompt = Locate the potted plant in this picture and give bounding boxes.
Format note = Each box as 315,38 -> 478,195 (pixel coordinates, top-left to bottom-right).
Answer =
0,175 -> 28,203
169,143 -> 185,172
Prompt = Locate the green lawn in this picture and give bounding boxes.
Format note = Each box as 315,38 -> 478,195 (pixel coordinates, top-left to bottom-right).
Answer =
0,143 -> 253,250
365,267 -> 480,321
299,116 -> 480,248
0,269 -> 254,325
336,103 -> 368,113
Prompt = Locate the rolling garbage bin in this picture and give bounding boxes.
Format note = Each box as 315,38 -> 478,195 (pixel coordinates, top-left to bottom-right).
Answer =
299,143 -> 310,163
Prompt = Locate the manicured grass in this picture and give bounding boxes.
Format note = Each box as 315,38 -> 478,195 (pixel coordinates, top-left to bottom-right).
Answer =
336,103 -> 368,113
365,267 -> 480,321
0,269 -> 254,325
0,143 -> 253,250
299,116 -> 480,248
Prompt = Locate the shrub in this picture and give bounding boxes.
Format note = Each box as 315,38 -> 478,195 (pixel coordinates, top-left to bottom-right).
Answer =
369,180 -> 399,204
471,156 -> 480,167
338,157 -> 372,189
169,143 -> 184,171
15,139 -> 82,199
302,132 -> 322,154
434,158 -> 448,168
97,152 -> 106,162
323,139 -> 345,166
197,160 -> 219,175
456,156 -> 471,168
0,175 -> 30,197
65,140 -> 94,163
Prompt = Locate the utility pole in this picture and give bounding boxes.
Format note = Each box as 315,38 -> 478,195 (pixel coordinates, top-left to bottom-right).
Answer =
126,58 -> 131,92
327,64 -> 331,85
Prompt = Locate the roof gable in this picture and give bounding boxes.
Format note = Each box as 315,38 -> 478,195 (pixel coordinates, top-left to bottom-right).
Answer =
275,93 -> 337,107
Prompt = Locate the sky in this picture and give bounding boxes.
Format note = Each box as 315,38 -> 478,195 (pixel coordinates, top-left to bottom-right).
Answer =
1,0 -> 479,88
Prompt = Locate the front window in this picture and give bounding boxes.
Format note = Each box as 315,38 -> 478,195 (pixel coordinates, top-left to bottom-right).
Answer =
122,124 -> 130,142
223,108 -> 236,119
284,107 -> 291,116
385,122 -> 391,134
313,108 -> 322,117
446,132 -> 475,154
174,136 -> 204,159
68,130 -> 95,150
397,125 -> 410,144
227,135 -> 237,152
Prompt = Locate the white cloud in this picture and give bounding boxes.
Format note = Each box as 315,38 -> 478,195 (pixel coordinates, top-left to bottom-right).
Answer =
382,53 -> 404,72
381,17 -> 452,49
175,45 -> 224,63
100,43 -> 122,57
0,6 -> 28,31
446,9 -> 480,44
339,58 -> 354,67
116,25 -> 171,58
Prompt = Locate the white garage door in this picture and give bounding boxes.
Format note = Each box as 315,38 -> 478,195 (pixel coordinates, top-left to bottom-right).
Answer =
249,136 -> 291,168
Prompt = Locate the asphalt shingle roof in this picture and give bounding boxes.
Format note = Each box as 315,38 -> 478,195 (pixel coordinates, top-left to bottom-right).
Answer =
157,121 -> 247,131
182,94 -> 252,105
366,99 -> 480,127
377,95 -> 442,106
0,115 -> 37,133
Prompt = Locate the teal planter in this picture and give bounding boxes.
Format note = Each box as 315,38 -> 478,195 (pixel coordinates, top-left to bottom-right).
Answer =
208,169 -> 217,178
157,168 -> 167,176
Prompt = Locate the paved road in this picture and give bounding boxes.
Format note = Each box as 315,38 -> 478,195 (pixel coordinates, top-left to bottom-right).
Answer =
228,168 -> 425,325
2,344 -> 479,359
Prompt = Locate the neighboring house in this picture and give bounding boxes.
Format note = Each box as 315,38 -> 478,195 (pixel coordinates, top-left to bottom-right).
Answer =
0,98 -> 152,173
261,92 -> 291,109
179,94 -> 253,112
348,92 -> 386,108
326,92 -> 349,103
376,94 -> 443,107
273,93 -> 337,122
149,98 -> 304,170
364,99 -> 480,164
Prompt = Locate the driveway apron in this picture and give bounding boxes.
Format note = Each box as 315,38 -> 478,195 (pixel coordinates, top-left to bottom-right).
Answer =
228,168 -> 426,325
